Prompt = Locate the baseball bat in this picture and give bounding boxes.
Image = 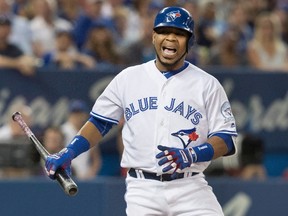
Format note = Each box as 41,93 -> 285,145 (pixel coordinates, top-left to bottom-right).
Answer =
12,111 -> 78,196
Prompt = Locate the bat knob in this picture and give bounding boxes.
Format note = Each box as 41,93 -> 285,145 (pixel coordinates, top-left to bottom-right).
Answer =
12,111 -> 22,121
68,187 -> 78,196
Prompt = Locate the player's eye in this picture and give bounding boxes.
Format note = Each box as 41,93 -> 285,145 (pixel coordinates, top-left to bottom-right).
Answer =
155,28 -> 169,35
155,28 -> 188,38
176,32 -> 186,36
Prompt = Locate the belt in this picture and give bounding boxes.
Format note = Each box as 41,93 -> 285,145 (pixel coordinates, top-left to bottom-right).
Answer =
128,168 -> 199,182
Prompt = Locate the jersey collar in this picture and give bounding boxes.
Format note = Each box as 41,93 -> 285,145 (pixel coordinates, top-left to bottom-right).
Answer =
160,61 -> 189,79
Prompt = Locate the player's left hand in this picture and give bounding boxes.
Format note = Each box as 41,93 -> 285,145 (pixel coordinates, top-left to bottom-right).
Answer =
156,145 -> 197,174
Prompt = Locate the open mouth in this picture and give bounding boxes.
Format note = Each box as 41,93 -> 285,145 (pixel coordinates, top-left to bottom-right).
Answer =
162,46 -> 177,56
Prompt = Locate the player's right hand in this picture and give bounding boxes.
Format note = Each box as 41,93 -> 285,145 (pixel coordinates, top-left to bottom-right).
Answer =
156,145 -> 196,173
45,148 -> 74,179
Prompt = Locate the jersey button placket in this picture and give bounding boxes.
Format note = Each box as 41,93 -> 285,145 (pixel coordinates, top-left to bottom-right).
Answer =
156,82 -> 169,173
159,82 -> 170,140
160,84 -> 166,128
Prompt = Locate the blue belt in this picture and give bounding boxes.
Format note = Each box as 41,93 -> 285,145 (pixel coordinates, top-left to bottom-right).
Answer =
128,168 -> 199,182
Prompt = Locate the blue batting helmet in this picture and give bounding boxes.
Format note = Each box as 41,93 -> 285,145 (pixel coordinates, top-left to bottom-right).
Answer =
153,7 -> 195,48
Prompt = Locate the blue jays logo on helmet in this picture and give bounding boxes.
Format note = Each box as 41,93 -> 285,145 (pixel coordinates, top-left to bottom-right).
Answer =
166,10 -> 181,21
153,6 -> 195,48
171,127 -> 199,148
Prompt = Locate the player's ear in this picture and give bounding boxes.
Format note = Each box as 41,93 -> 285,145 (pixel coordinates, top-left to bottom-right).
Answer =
152,32 -> 156,44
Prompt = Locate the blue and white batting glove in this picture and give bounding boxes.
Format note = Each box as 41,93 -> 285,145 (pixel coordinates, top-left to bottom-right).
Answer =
45,135 -> 90,179
45,148 -> 74,179
156,145 -> 197,178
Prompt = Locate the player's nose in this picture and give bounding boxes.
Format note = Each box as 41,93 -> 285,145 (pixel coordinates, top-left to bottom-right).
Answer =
165,33 -> 178,41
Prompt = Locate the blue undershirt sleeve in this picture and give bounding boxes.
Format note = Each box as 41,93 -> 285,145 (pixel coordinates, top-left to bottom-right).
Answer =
212,133 -> 235,156
88,116 -> 116,137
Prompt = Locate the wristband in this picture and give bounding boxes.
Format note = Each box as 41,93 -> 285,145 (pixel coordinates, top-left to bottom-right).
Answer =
67,135 -> 90,158
192,143 -> 214,162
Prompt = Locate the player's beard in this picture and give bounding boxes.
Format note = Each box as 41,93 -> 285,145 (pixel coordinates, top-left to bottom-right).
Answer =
155,47 -> 187,71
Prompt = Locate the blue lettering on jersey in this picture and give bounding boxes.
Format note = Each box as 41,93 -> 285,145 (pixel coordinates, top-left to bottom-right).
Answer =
125,97 -> 202,124
165,98 -> 202,124
130,103 -> 140,115
191,112 -> 202,125
125,107 -> 133,121
125,97 -> 158,120
149,97 -> 158,109
138,98 -> 148,111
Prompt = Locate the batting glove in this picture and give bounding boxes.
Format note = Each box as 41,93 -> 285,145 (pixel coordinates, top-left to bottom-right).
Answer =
156,145 -> 197,178
45,148 -> 74,179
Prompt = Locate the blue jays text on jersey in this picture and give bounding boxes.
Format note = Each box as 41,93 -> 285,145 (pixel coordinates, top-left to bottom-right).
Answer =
125,97 -> 202,125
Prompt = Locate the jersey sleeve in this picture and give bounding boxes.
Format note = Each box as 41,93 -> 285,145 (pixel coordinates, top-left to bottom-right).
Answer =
90,74 -> 123,124
206,82 -> 237,138
205,82 -> 238,156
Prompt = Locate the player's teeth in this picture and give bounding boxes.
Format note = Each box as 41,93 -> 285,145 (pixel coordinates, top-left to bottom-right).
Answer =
163,48 -> 176,54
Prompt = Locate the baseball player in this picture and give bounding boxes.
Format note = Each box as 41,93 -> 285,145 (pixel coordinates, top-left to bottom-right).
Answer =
45,6 -> 237,215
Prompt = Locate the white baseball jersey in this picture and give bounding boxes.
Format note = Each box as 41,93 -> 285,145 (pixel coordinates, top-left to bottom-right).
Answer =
91,60 -> 237,174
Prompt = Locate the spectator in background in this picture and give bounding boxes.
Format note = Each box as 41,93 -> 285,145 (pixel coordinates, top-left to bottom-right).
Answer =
247,12 -> 288,72
122,12 -> 156,65
239,134 -> 267,180
42,30 -> 95,70
0,0 -> 35,61
101,0 -> 127,20
0,0 -> 11,16
0,104 -> 37,178
162,0 -> 178,7
0,0 -> 34,55
210,133 -> 267,180
183,0 -> 200,65
110,7 -> 130,52
82,21 -> 122,67
61,100 -> 101,180
273,3 -> 288,45
0,16 -> 36,76
120,0 -> 153,49
196,1 -> 221,66
209,26 -> 248,67
225,2 -> 253,56
42,126 -> 65,154
242,0 -> 279,35
39,126 -> 69,175
56,0 -> 83,25
72,0 -> 111,50
30,0 -> 73,58
0,104 -> 32,141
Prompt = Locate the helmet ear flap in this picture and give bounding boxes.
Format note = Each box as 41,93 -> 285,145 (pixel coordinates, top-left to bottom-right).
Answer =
187,33 -> 195,51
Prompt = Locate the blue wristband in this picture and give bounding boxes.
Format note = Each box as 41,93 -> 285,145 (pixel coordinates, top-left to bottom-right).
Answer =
192,143 -> 214,162
67,135 -> 90,158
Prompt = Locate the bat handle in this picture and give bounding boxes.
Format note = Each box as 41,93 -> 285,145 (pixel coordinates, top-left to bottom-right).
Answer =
12,111 -> 33,137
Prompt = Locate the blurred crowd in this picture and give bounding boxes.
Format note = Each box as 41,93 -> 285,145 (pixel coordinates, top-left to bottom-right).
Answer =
0,0 -> 287,75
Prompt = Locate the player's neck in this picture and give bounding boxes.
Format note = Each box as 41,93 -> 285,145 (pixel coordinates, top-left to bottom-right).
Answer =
156,62 -> 183,71
158,61 -> 189,79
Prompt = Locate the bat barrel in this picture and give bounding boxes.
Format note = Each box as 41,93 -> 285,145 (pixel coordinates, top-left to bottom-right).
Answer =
56,169 -> 78,196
